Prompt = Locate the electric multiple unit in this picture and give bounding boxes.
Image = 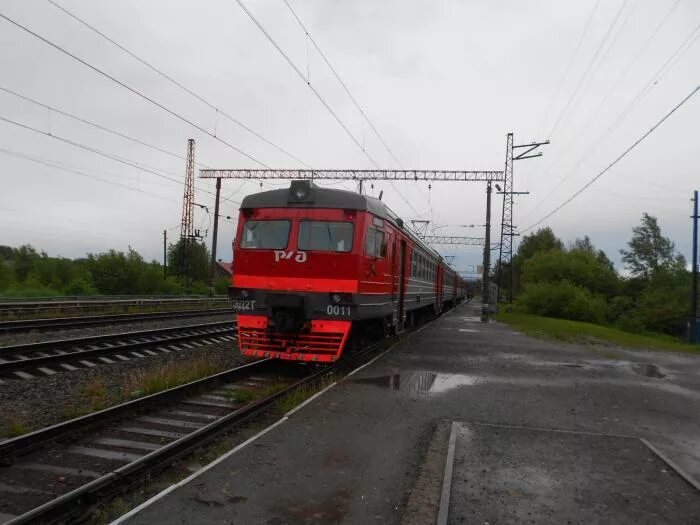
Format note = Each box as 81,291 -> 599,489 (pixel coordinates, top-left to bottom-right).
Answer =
228,181 -> 467,362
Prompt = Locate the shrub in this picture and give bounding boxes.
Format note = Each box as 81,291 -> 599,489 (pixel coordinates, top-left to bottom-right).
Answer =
515,280 -> 608,324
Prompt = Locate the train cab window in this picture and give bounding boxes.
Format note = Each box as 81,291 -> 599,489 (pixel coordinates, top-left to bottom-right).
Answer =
365,227 -> 386,258
298,221 -> 353,252
240,220 -> 291,249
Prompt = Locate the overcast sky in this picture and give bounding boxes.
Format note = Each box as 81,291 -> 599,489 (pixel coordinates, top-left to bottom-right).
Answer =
0,0 -> 698,274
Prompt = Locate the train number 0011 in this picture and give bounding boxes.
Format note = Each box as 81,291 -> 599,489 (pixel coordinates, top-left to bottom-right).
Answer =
326,305 -> 351,316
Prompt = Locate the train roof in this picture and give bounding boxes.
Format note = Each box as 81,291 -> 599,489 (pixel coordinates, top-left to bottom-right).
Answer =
241,181 -> 392,219
240,181 -> 445,261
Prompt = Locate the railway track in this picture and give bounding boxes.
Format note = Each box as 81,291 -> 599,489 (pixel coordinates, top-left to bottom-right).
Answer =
0,345 -> 383,524
0,359 -> 308,524
0,308 -> 232,334
0,321 -> 237,379
0,296 -> 228,317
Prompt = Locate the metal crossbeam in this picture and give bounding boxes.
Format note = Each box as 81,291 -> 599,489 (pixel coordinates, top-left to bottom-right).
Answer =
199,169 -> 503,181
421,236 -> 484,246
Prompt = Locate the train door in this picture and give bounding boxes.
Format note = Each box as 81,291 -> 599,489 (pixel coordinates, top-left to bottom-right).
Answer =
436,264 -> 444,313
394,238 -> 407,333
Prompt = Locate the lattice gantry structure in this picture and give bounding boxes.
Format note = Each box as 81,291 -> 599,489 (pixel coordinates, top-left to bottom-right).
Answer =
496,134 -> 548,304
180,139 -> 196,286
421,236 -> 484,246
199,169 -> 503,182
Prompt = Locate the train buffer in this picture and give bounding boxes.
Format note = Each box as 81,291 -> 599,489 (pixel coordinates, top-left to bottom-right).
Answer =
116,302 -> 700,524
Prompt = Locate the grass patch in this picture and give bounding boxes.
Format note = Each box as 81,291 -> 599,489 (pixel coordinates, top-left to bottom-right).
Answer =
274,375 -> 337,414
496,312 -> 700,354
123,357 -> 220,398
63,377 -> 112,418
230,389 -> 254,404
2,417 -> 31,437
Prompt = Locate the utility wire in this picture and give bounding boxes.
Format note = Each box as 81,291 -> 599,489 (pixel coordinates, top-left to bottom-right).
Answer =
0,84 -> 210,168
231,0 -> 378,169
0,147 -> 180,204
523,86 -> 699,232
0,11 -> 270,168
0,114 -> 241,208
276,0 -> 424,216
523,22 -> 699,220
533,0 -> 684,177
46,0 -> 310,168
548,0 -> 630,139
535,0 -> 601,137
279,0 -> 402,169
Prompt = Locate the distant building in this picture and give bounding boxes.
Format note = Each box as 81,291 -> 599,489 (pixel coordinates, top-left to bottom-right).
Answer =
215,261 -> 233,278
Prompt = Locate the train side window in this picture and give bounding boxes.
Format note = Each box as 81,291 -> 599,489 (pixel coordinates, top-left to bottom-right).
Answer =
365,227 -> 386,258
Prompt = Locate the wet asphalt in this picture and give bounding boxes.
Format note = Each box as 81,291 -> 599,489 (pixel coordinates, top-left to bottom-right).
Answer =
120,302 -> 700,524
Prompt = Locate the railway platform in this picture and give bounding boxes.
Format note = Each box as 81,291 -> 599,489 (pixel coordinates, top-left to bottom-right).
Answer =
116,302 -> 700,524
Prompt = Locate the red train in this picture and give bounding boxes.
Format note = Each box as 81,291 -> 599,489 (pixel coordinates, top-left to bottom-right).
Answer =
229,180 -> 467,363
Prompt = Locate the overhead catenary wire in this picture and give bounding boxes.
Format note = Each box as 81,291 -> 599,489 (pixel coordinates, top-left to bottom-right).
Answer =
46,0 -> 311,169
231,0 -> 377,168
0,84 -> 209,168
0,114 -> 241,209
0,147 -> 180,204
523,85 -> 699,233
0,11 -> 271,169
547,0 -> 630,139
534,0 -> 601,137
232,0 -> 422,216
523,21 -> 700,221
531,0 -> 685,180
279,0 -> 402,170
277,0 -> 427,217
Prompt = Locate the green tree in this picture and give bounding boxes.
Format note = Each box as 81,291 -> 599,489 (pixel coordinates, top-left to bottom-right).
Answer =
13,245 -> 39,281
167,240 -> 211,285
511,227 -> 564,296
621,213 -> 683,278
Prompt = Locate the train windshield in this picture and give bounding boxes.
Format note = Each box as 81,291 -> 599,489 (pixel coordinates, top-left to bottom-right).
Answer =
240,220 -> 291,249
298,221 -> 353,252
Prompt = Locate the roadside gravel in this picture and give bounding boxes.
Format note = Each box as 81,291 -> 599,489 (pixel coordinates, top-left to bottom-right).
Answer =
0,335 -> 246,439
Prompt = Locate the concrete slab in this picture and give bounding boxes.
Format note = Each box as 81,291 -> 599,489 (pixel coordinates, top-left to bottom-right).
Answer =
445,422 -> 700,524
118,302 -> 700,525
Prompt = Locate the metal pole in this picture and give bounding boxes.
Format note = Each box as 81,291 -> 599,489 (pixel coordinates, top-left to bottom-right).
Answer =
692,190 -> 698,321
210,177 -> 222,295
163,230 -> 167,279
481,181 -> 492,322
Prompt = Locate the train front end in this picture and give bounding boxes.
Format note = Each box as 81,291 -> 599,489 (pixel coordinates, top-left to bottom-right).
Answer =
229,181 -> 361,363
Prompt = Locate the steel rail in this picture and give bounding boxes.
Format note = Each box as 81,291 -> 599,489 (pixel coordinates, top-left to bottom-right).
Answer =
0,320 -> 233,357
0,359 -> 273,461
0,324 -> 236,375
0,307 -> 232,334
2,340 -> 386,524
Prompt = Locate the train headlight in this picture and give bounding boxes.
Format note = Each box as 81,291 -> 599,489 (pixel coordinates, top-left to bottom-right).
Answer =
241,289 -> 249,298
331,293 -> 342,304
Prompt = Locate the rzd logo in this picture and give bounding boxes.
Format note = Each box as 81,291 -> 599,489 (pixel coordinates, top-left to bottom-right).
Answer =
274,250 -> 307,263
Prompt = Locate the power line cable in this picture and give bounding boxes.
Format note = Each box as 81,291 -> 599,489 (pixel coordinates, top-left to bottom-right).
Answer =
547,0 -> 630,139
279,0 -> 402,169
0,147 -> 180,204
0,11 -> 270,168
0,113 -> 241,208
532,0 -> 684,179
0,84 -> 211,168
230,0 -> 378,169
523,23 -> 699,220
535,0 -> 601,137
277,0 -> 426,217
46,0 -> 310,168
523,85 -> 699,232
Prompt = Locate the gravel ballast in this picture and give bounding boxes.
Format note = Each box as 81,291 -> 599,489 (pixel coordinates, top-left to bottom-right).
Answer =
0,336 -> 246,439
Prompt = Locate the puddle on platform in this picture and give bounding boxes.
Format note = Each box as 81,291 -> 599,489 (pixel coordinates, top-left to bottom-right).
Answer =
352,371 -> 483,397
